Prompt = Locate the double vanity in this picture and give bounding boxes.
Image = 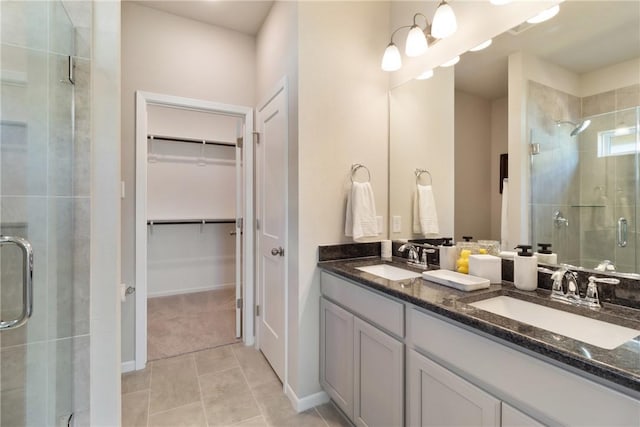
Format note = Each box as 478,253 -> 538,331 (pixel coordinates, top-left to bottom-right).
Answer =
318,244 -> 640,426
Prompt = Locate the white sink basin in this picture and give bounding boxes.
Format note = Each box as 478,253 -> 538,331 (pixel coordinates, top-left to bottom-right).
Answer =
469,296 -> 640,350
356,264 -> 422,281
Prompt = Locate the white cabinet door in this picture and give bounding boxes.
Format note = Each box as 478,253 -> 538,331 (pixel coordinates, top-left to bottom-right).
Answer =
320,297 -> 354,419
502,403 -> 545,427
354,317 -> 403,427
408,349 -> 501,427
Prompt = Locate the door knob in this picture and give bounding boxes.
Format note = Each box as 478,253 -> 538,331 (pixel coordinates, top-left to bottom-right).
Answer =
271,247 -> 285,256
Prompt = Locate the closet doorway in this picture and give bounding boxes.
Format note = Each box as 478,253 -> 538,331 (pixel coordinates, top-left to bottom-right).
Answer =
134,92 -> 254,369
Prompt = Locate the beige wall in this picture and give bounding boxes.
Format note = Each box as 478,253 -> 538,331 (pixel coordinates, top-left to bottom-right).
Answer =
120,2 -> 256,363
296,0 -> 390,397
454,90 -> 492,241
490,97 -> 508,241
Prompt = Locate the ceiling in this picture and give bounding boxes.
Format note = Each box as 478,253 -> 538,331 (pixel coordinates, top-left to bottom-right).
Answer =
455,1 -> 640,100
130,0 -> 274,36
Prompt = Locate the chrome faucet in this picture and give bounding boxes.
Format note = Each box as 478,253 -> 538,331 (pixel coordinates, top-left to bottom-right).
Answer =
539,265 -> 619,308
583,276 -> 620,308
398,243 -> 434,269
398,243 -> 420,264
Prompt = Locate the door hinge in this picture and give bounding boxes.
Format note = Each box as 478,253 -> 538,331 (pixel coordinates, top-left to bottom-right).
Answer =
530,142 -> 541,155
255,305 -> 260,317
253,131 -> 260,144
256,219 -> 260,230
236,136 -> 243,149
236,217 -> 243,231
236,298 -> 242,309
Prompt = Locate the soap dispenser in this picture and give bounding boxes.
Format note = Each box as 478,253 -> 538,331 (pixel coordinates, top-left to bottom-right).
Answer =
534,243 -> 557,265
514,245 -> 538,291
439,238 -> 456,271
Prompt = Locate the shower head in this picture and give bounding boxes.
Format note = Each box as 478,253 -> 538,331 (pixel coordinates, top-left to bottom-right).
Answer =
555,119 -> 591,136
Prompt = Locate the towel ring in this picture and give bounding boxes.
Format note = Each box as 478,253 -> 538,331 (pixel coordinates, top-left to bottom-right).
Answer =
415,168 -> 432,185
351,163 -> 371,183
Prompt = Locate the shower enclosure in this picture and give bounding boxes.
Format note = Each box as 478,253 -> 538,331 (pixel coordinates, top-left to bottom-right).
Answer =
529,80 -> 639,274
1,1 -> 91,424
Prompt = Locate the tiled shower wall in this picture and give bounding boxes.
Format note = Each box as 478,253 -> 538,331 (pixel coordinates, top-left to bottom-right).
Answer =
528,81 -> 582,265
579,85 -> 640,273
1,1 -> 91,425
528,81 -> 639,273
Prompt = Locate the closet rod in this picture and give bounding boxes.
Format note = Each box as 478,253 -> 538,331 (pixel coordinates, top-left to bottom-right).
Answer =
146,219 -> 236,225
148,134 -> 236,148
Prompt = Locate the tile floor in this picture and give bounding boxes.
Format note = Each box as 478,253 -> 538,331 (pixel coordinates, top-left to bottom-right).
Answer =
147,288 -> 240,360
122,343 -> 351,427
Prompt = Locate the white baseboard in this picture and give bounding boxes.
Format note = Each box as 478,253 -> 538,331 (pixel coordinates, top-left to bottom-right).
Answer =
147,283 -> 234,298
285,383 -> 329,413
121,360 -> 136,373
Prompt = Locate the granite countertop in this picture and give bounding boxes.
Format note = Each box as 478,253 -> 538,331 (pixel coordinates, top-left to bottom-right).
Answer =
318,256 -> 640,397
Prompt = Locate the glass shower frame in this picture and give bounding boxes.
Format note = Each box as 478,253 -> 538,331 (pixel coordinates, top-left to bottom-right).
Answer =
1,1 -> 91,425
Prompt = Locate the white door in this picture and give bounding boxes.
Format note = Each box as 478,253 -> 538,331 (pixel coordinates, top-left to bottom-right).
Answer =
256,83 -> 288,381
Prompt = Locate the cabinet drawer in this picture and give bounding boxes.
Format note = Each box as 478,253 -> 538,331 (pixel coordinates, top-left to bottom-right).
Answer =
321,271 -> 404,337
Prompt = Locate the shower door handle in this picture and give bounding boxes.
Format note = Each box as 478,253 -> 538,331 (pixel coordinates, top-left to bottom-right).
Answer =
0,235 -> 33,330
617,218 -> 628,248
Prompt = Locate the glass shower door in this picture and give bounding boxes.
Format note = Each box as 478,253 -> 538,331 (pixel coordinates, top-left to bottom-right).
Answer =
1,1 -> 91,425
530,102 -> 639,274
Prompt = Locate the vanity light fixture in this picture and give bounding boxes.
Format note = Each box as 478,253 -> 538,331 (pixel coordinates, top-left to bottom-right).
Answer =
406,14 -> 431,57
469,39 -> 492,52
527,4 -> 560,24
431,1 -> 458,39
381,41 -> 403,72
441,56 -> 460,67
382,3 -> 457,72
416,69 -> 434,80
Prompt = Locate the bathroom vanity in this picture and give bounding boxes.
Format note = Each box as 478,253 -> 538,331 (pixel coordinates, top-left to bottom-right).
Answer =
318,255 -> 640,427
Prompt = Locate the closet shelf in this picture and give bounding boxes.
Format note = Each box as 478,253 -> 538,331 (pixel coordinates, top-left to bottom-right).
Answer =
148,134 -> 236,148
147,218 -> 236,225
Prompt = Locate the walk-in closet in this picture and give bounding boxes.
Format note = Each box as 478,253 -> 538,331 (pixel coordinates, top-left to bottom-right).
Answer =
145,104 -> 243,360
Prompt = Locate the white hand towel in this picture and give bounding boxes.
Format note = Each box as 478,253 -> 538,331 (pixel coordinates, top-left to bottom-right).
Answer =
345,182 -> 379,241
501,178 -> 509,250
412,184 -> 439,236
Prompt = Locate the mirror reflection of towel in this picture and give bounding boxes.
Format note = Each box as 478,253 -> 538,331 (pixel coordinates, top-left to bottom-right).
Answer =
413,184 -> 439,236
345,182 -> 379,241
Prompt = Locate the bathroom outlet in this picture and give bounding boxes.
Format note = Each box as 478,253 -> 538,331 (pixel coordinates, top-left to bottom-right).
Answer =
376,216 -> 384,234
392,216 -> 402,233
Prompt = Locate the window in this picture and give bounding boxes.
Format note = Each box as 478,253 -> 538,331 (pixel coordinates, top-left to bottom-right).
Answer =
597,127 -> 638,157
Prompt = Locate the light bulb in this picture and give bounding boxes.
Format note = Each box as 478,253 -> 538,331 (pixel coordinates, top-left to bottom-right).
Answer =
431,1 -> 457,39
381,43 -> 402,72
470,39 -> 492,52
416,69 -> 434,80
406,25 -> 428,57
441,56 -> 460,67
527,5 -> 560,24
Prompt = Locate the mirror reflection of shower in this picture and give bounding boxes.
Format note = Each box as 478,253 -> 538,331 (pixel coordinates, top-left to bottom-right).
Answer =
555,119 -> 592,136
529,78 -> 639,274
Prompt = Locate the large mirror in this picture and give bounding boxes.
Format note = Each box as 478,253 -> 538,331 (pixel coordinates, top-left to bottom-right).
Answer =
389,1 -> 640,275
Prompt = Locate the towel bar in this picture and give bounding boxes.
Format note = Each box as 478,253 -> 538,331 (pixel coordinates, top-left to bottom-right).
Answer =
415,168 -> 432,185
351,163 -> 371,183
